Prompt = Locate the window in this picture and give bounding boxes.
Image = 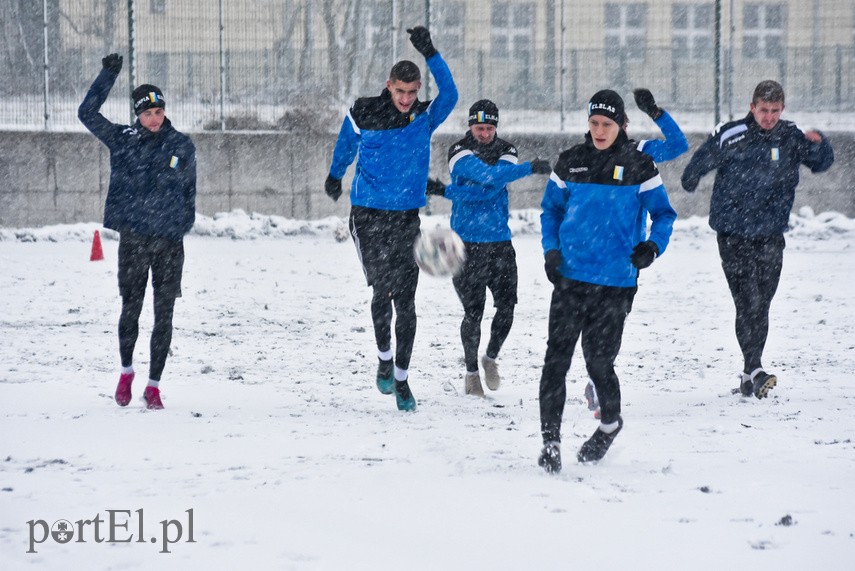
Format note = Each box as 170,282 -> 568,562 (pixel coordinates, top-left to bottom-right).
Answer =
150,0 -> 166,14
431,2 -> 465,59
491,2 -> 535,63
743,3 -> 785,59
604,3 -> 647,60
673,4 -> 713,61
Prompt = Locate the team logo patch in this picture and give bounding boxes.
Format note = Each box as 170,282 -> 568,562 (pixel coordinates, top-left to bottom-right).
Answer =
613,165 -> 624,180
169,156 -> 179,168
771,148 -> 780,161
148,92 -> 160,103
51,520 -> 74,543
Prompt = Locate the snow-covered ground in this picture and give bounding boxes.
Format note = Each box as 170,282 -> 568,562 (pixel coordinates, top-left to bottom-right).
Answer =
1,209 -> 854,570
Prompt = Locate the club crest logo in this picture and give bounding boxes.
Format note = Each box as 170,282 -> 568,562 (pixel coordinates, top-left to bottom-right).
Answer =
51,520 -> 74,543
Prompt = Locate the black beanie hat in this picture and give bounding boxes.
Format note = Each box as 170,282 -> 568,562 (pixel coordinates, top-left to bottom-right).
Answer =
588,89 -> 625,126
132,84 -> 165,115
468,99 -> 499,126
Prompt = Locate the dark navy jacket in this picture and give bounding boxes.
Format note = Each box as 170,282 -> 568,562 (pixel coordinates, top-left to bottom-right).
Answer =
78,68 -> 196,242
444,132 -> 533,243
542,131 -> 677,288
329,53 -> 457,210
681,112 -> 834,238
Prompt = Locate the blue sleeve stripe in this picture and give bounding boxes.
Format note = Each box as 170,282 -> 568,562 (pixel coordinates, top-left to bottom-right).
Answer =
639,174 -> 664,193
549,171 -> 566,189
449,149 -> 473,173
499,154 -> 519,164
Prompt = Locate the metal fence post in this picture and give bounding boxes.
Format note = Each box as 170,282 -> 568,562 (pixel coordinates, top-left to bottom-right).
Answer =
42,0 -> 50,131
559,0 -> 566,132
714,0 -> 721,125
219,0 -> 226,131
128,0 -> 137,123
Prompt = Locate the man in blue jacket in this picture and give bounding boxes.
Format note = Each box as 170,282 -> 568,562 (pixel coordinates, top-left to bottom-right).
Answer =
582,88 -> 688,418
325,26 -> 458,412
538,90 -> 677,473
79,53 -> 196,410
681,80 -> 834,400
429,99 -> 550,397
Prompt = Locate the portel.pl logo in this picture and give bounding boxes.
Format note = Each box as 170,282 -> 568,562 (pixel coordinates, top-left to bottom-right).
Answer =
27,509 -> 195,554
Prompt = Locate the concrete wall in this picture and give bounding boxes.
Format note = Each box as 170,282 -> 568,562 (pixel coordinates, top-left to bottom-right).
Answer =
1,130 -> 853,228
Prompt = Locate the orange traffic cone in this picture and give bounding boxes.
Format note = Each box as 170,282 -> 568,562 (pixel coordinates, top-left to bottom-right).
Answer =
90,229 -> 104,261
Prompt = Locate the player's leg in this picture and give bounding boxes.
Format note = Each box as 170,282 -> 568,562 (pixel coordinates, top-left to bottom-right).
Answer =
145,237 -> 184,410
453,243 -> 487,396
350,207 -> 395,393
577,284 -> 635,463
387,209 -> 421,411
483,241 -> 518,390
539,281 -> 584,472
115,232 -> 151,406
718,233 -> 777,396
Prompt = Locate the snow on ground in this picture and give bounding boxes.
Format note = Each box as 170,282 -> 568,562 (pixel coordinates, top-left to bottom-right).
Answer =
1,210 -> 854,570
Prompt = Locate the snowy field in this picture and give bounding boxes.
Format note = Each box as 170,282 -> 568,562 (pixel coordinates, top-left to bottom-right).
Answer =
1,209 -> 854,570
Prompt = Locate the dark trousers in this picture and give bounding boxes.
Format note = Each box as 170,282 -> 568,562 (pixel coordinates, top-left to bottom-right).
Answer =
539,279 -> 636,442
350,206 -> 421,370
117,231 -> 184,381
452,241 -> 518,372
717,233 -> 785,374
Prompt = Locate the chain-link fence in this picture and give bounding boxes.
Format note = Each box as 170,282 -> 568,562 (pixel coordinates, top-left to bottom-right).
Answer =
2,0 -> 854,132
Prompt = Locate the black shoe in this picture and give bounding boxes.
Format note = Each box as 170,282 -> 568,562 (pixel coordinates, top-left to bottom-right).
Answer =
752,370 -> 777,399
538,441 -> 561,474
739,373 -> 753,397
376,359 -> 394,394
577,417 -> 623,463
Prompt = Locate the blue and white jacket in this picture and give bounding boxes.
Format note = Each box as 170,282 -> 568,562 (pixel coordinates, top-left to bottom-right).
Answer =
681,112 -> 834,238
541,130 -> 677,288
635,110 -> 689,163
444,132 -> 534,243
78,68 -> 196,242
329,53 -> 457,211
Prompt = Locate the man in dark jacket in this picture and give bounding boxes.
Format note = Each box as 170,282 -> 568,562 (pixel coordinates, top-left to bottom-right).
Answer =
537,90 -> 677,473
681,80 -> 834,400
325,26 -> 457,412
78,53 -> 196,410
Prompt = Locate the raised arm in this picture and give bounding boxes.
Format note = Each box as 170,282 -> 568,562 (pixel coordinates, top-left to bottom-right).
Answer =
78,54 -> 125,148
407,27 -> 458,132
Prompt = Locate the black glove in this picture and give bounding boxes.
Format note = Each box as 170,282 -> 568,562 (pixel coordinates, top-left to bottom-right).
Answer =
530,159 -> 551,175
633,88 -> 662,120
407,26 -> 437,59
426,178 -> 445,197
681,173 -> 699,193
102,53 -> 123,74
325,175 -> 342,201
630,241 -> 659,269
544,250 -> 563,285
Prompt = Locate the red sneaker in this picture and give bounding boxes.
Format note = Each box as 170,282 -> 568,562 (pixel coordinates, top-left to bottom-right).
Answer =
143,386 -> 164,410
115,372 -> 134,406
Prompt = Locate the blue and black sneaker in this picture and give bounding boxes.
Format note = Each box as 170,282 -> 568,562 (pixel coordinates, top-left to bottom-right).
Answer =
376,358 -> 394,395
395,379 -> 417,412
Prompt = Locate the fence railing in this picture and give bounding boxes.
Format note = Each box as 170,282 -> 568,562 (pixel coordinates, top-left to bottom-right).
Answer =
2,1 -> 853,131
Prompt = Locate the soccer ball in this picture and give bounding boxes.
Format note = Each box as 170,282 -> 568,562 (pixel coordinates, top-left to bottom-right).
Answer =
414,228 -> 466,277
